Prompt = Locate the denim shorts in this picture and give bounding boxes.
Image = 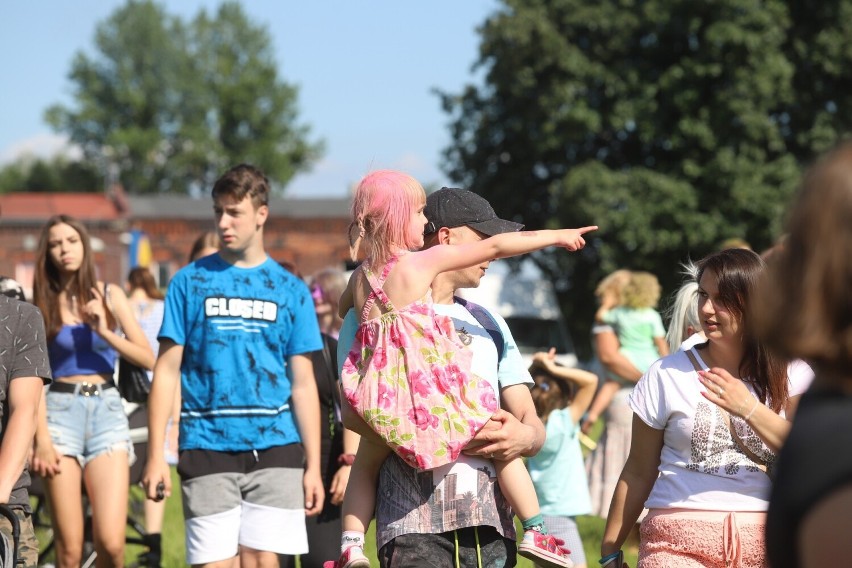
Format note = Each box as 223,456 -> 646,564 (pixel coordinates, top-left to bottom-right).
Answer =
46,387 -> 135,466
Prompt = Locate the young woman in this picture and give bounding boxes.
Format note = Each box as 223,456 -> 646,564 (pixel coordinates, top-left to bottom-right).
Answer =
600,249 -> 813,568
31,215 -> 154,568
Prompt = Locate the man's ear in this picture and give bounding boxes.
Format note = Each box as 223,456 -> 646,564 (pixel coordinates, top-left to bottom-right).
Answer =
256,204 -> 269,227
437,226 -> 453,245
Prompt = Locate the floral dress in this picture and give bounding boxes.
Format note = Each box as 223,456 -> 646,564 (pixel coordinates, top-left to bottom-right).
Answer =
341,256 -> 497,470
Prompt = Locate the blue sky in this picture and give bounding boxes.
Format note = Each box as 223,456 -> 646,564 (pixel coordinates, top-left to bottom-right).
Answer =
0,1 -> 498,196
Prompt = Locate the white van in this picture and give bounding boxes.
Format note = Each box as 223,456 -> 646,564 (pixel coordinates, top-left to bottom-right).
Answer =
458,259 -> 578,368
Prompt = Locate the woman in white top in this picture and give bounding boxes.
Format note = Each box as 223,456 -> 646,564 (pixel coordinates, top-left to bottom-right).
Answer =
600,248 -> 813,568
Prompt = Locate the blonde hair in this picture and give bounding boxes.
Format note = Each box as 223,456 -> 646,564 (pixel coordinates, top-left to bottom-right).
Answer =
622,271 -> 662,309
665,262 -> 700,352
595,269 -> 631,304
349,170 -> 426,264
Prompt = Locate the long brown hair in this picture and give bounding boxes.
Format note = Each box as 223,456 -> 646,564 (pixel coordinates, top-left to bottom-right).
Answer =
697,248 -> 789,412
33,215 -> 107,339
127,267 -> 164,300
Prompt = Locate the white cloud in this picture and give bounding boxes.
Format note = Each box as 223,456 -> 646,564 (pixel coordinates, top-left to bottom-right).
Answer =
0,133 -> 82,166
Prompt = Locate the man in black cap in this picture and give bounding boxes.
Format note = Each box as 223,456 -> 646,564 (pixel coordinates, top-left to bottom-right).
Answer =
337,188 -> 545,567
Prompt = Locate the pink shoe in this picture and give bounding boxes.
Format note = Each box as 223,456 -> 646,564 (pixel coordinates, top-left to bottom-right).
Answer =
326,546 -> 370,568
518,529 -> 573,568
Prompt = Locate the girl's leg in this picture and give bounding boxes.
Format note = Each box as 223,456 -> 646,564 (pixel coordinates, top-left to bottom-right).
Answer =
84,449 -> 130,568
44,456 -> 86,568
494,457 -> 541,523
496,459 -> 571,567
341,438 -> 391,532
337,438 -> 391,564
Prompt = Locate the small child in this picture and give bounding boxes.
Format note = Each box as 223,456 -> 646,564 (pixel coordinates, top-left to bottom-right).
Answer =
527,349 -> 598,568
584,271 -> 669,430
332,170 -> 596,568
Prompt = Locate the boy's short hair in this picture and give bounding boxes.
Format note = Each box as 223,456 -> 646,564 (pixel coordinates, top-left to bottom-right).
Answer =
211,164 -> 270,209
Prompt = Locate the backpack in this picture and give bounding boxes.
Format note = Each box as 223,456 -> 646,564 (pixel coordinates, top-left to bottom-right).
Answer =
453,296 -> 505,361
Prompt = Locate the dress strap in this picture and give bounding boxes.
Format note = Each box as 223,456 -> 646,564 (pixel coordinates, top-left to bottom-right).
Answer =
361,256 -> 400,319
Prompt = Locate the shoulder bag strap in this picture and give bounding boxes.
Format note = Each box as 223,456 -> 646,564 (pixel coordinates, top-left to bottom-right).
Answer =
453,296 -> 505,361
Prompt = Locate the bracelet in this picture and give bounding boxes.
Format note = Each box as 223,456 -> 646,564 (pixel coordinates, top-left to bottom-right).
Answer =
337,453 -> 356,466
599,551 -> 621,565
743,397 -> 760,421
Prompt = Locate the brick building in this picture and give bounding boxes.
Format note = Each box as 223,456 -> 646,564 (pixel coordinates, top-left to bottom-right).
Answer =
0,188 -> 352,298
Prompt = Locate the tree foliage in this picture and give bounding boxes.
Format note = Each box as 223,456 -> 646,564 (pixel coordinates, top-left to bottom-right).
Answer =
440,0 -> 852,357
0,156 -> 101,193
46,0 -> 323,194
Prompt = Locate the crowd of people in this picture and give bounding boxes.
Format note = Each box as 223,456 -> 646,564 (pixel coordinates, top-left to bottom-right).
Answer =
0,141 -> 848,568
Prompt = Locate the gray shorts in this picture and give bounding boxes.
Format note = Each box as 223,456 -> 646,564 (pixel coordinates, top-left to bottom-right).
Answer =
179,446 -> 307,564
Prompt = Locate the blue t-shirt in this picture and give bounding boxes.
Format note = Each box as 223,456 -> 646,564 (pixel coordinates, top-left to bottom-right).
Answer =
159,254 -> 322,452
527,408 -> 592,517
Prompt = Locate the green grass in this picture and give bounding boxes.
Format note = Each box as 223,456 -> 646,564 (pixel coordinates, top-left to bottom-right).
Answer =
36,418 -> 637,567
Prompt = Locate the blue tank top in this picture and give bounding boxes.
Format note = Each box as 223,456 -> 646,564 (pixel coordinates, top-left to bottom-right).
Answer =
48,324 -> 117,378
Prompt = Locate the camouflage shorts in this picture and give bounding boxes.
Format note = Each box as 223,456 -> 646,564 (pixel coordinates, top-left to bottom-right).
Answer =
0,508 -> 38,568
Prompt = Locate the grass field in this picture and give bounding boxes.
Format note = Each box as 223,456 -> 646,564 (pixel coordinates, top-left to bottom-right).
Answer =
36,420 -> 638,567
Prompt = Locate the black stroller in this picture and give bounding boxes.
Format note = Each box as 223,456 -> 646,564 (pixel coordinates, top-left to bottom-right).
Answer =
0,504 -> 20,567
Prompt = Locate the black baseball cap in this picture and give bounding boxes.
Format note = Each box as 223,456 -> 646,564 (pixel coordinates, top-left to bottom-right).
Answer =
424,188 -> 524,236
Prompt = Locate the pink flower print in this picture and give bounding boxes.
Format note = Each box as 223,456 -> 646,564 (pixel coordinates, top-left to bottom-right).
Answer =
356,323 -> 378,347
445,364 -> 467,388
342,356 -> 359,376
479,388 -> 498,412
415,453 -> 431,470
409,405 -> 439,431
445,440 -> 466,461
409,369 -> 433,397
344,388 -> 359,407
372,348 -> 388,370
435,315 -> 455,338
397,446 -> 419,468
433,365 -> 454,395
408,302 -> 431,316
468,418 -> 485,436
388,324 -> 409,349
376,383 -> 395,409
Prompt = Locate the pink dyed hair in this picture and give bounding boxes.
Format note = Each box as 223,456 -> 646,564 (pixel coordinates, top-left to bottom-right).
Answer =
349,170 -> 426,264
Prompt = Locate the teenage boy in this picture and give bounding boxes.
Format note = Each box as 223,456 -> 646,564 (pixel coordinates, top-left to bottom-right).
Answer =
143,164 -> 324,568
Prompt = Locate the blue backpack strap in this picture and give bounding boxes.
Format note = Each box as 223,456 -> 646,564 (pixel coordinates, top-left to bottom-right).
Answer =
453,296 -> 505,361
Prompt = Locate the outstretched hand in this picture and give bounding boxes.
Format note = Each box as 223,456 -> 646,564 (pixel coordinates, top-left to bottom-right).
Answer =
558,226 -> 598,251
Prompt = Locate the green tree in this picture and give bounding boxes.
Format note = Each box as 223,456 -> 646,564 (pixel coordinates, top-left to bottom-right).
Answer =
440,0 -> 852,357
0,156 -> 101,193
46,0 -> 323,194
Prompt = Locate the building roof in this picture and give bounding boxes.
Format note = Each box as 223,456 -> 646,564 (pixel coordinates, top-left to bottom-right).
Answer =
0,191 -> 352,223
127,195 -> 351,219
0,192 -> 123,224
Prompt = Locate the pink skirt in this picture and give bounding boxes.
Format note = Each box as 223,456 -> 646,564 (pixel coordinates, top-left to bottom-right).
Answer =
638,509 -> 767,568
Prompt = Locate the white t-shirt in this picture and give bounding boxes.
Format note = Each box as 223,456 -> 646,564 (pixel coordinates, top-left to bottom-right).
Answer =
630,346 -> 814,511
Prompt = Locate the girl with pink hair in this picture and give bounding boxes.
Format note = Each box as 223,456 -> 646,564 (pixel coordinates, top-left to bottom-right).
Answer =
331,170 -> 596,568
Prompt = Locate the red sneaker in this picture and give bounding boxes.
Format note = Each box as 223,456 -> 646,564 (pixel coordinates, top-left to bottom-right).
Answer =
518,529 -> 573,568
326,546 -> 370,568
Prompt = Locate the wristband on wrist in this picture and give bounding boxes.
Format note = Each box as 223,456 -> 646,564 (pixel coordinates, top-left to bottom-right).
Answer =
743,397 -> 760,421
599,551 -> 622,565
337,453 -> 356,466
